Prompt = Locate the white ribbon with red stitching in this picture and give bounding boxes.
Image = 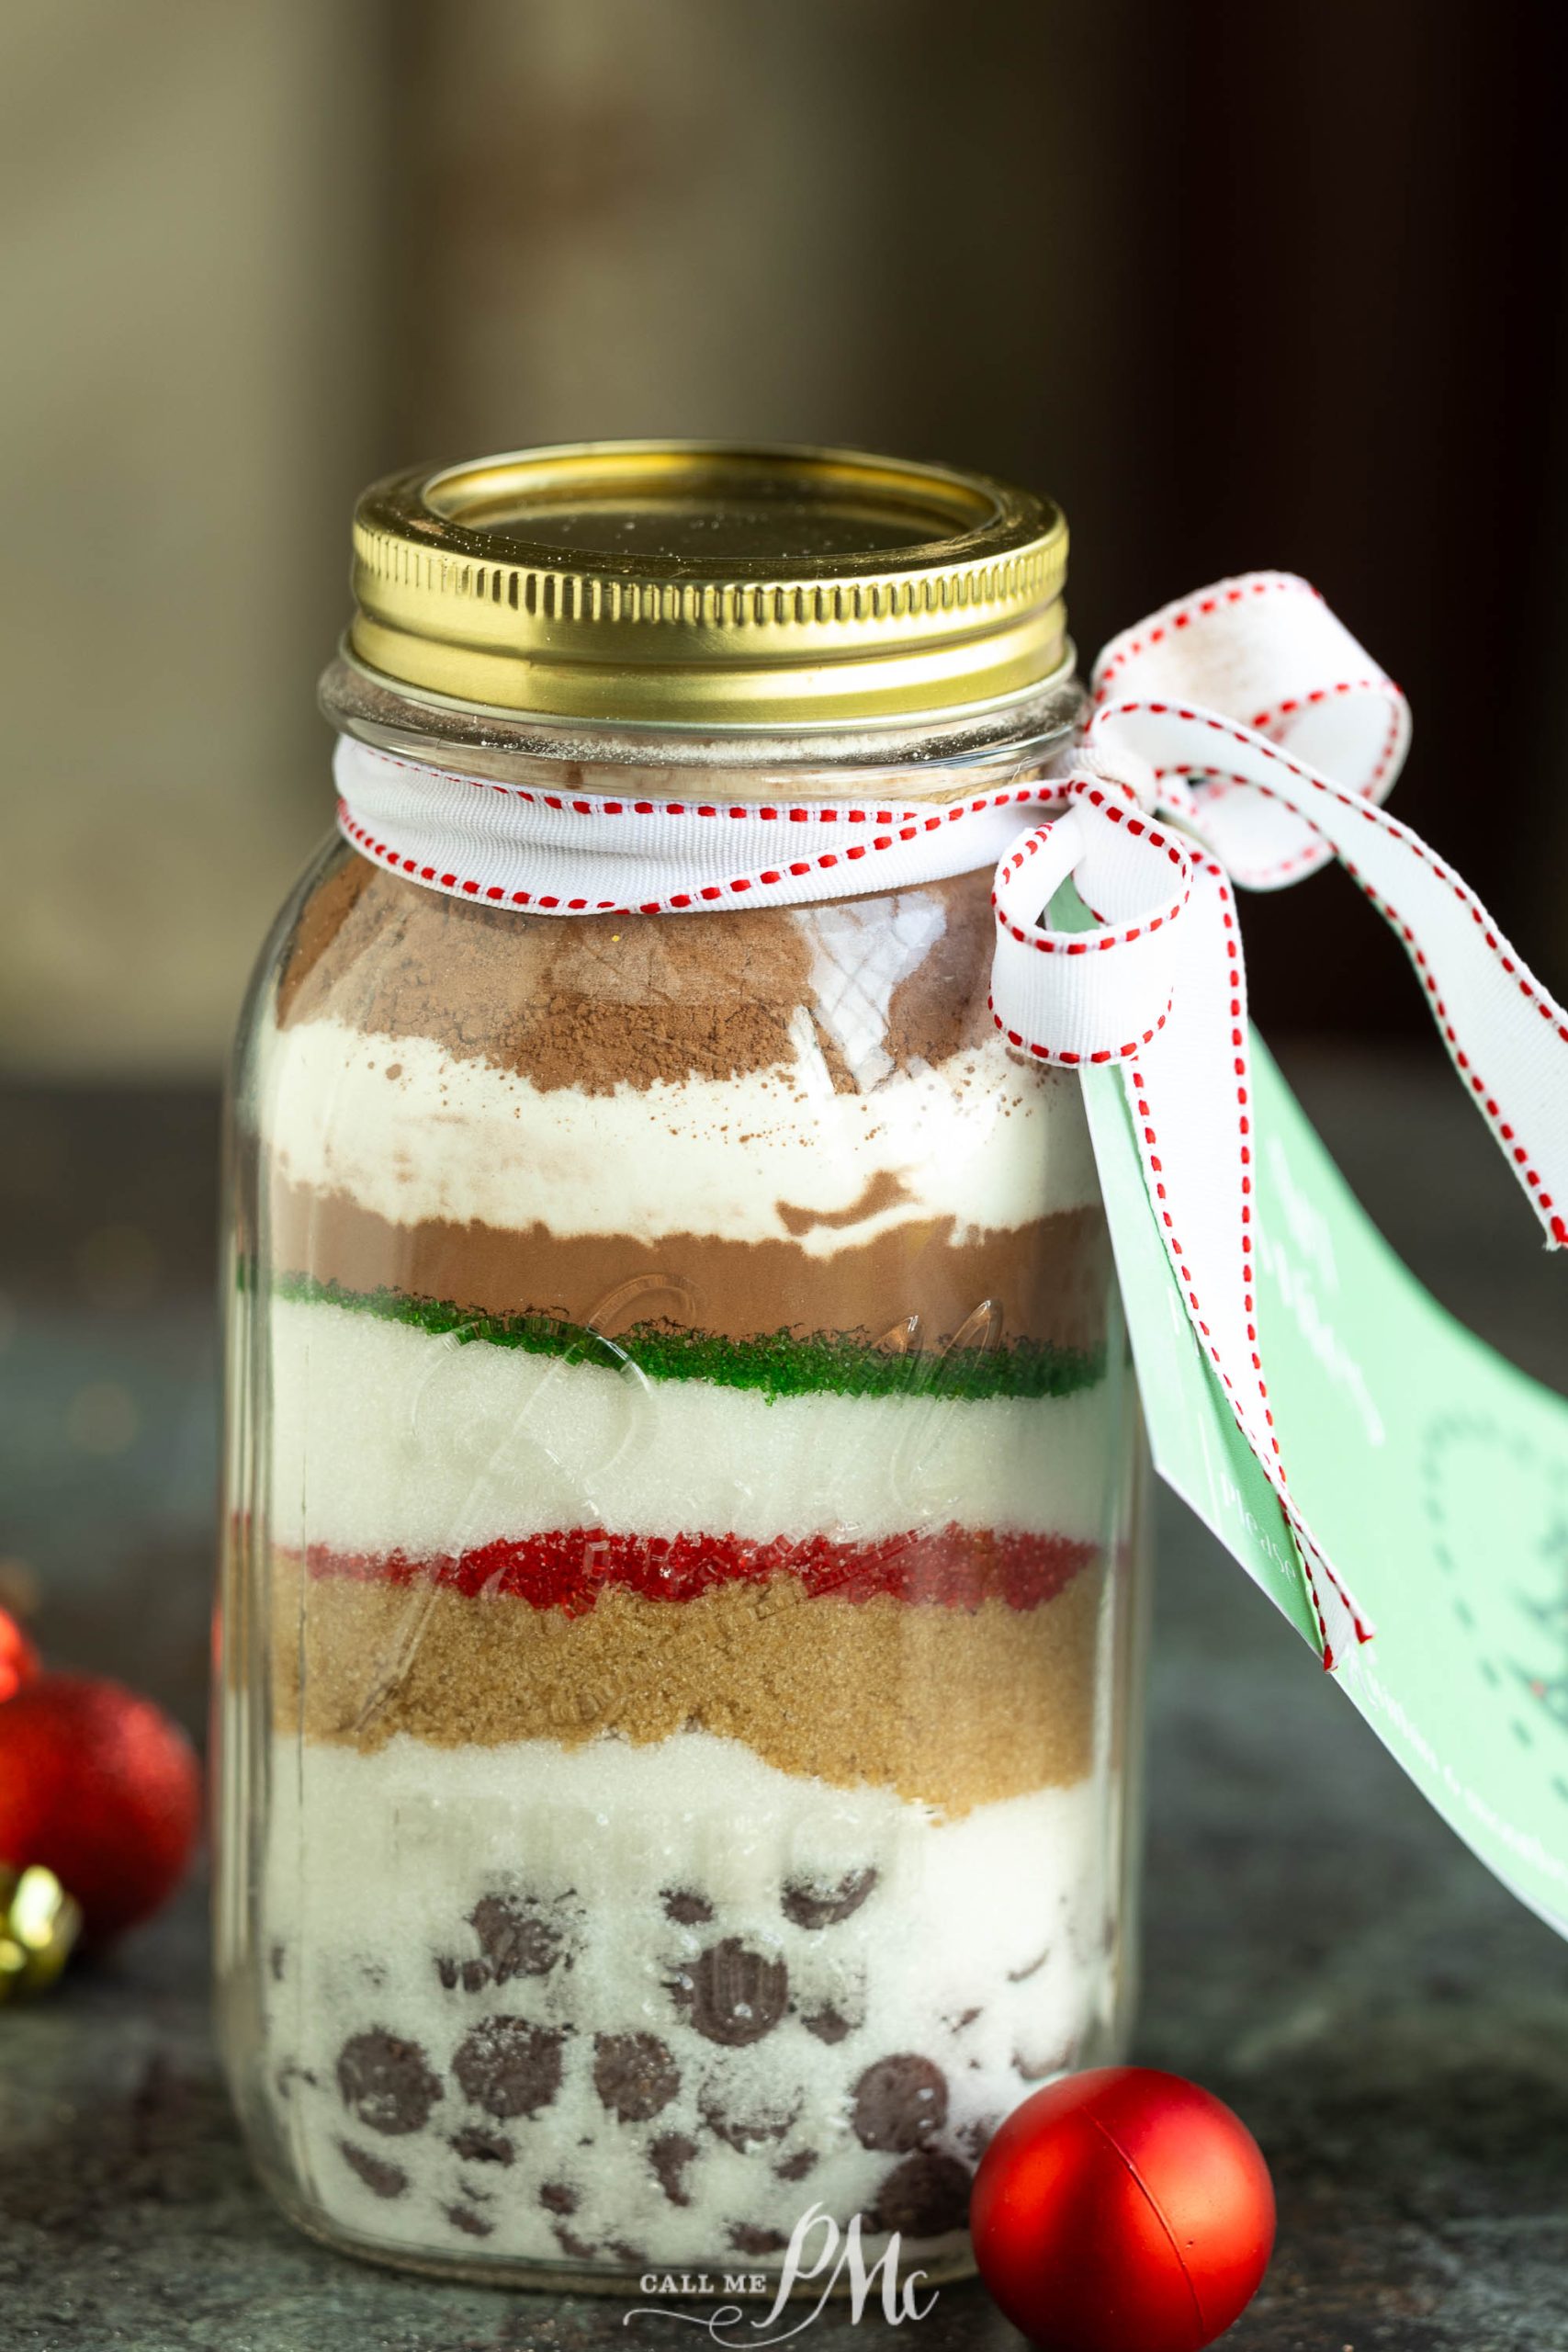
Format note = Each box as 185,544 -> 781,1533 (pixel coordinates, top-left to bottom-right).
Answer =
336,571 -> 1568,1668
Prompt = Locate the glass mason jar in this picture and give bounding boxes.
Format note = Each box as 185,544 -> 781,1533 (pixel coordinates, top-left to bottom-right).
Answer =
216,443 -> 1148,2288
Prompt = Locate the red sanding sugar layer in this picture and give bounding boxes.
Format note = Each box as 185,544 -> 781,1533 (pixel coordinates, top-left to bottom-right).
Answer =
300,1522 -> 1094,1616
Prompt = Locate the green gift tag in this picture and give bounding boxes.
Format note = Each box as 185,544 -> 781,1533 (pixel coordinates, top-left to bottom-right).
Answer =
1084,1036 -> 1568,1934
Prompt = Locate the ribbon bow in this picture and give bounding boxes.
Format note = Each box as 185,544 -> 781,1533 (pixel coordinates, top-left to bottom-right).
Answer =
992,573 -> 1568,1662
334,571 -> 1568,1664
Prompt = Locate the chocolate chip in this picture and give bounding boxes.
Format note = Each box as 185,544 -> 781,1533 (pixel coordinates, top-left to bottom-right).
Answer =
699,2081 -> 801,2152
963,2116 -> 999,2160
470,1893 -> 569,1982
801,2006 -> 854,2045
337,2139 -> 408,2199
539,2180 -> 579,2215
730,2224 -> 787,2256
948,2007 -> 982,2031
336,2030 -> 443,2136
269,1941 -> 287,1982
851,2055 -> 948,2153
781,1868 -> 878,1929
671,1939 -> 788,2045
450,2126 -> 513,2165
554,2224 -> 597,2260
775,2148 -> 818,2182
1007,1945 -> 1049,1984
593,2031 -> 680,2122
649,2132 -> 697,2206
661,1887 -> 714,1926
609,2241 -> 648,2266
870,2154 -> 972,2240
453,2017 -> 565,2120
447,2203 -> 494,2239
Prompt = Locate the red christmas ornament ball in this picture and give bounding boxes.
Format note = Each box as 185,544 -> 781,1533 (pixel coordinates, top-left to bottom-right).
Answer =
971,2066 -> 1275,2352
0,1607 -> 39,1703
0,1674 -> 201,1941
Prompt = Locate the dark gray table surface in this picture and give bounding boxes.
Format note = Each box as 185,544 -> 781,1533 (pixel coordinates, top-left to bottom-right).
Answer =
0,1046 -> 1564,2352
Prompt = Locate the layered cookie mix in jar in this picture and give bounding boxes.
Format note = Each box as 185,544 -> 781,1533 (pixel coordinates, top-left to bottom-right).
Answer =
216,444 -> 1149,2285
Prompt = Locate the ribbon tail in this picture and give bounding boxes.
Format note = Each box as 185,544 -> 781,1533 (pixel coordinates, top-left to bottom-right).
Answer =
987,785 -> 1376,1662
1335,815 -> 1568,1251
1110,858 -> 1373,1664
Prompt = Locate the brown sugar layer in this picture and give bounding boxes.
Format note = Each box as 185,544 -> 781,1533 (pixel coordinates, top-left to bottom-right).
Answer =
268,1177 -> 1113,1363
273,854 -> 999,1093
268,1560 -> 1103,1816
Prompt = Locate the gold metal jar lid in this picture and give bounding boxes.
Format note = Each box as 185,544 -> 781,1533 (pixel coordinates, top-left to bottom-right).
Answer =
348,441 -> 1068,729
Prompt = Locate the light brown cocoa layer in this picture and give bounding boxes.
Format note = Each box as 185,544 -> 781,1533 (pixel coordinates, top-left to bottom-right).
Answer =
275,854 -> 998,1094
269,1563 -> 1103,1816
267,1177 -> 1112,1356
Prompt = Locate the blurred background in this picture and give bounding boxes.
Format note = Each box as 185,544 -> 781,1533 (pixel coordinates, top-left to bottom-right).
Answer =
2,0 -> 1567,1693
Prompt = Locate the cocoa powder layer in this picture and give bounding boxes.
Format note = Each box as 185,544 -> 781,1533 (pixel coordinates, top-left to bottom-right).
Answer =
268,1560 -> 1103,1815
274,854 -> 997,1094
267,1178 -> 1113,1360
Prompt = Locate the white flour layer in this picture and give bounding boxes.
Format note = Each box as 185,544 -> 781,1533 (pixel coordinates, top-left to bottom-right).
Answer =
265,1296 -> 1120,1559
256,1014 -> 1100,1248
263,1730 -> 1116,2269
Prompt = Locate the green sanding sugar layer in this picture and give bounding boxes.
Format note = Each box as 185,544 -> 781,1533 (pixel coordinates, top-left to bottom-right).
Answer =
269,1272 -> 1106,1404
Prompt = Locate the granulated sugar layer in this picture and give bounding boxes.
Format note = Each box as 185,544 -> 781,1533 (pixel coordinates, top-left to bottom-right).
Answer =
265,1296 -> 1122,1560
